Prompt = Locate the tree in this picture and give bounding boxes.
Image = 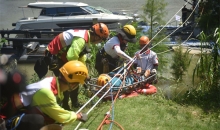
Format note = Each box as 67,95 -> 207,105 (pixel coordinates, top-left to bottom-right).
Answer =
140,0 -> 169,72
141,0 -> 167,39
198,0 -> 220,36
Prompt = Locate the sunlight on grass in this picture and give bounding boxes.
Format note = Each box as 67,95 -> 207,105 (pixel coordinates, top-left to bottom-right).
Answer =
63,94 -> 220,130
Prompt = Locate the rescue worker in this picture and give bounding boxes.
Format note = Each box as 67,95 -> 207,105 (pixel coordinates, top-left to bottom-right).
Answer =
132,36 -> 159,94
0,61 -> 89,130
134,36 -> 158,76
95,24 -> 137,74
34,23 -> 109,110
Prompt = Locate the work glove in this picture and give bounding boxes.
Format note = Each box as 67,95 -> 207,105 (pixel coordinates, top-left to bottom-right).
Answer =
77,113 -> 88,123
0,69 -> 7,83
135,53 -> 141,59
144,69 -> 151,77
151,69 -> 157,74
151,69 -> 158,84
136,67 -> 142,74
0,54 -> 8,65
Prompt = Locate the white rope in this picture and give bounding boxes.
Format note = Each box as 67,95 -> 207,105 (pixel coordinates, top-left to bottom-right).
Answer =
74,0 -> 202,129
74,66 -> 129,130
136,0 -> 191,68
151,0 -> 201,50
157,0 -> 202,55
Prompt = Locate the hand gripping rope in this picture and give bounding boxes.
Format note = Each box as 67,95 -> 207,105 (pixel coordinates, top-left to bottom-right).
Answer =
74,0 -> 203,129
96,63 -> 132,130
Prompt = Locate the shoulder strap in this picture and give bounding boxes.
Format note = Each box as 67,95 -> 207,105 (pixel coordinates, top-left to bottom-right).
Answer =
79,44 -> 91,58
117,34 -> 127,51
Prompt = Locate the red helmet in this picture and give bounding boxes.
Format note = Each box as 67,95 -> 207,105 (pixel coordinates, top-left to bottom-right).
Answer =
139,36 -> 150,46
92,23 -> 109,40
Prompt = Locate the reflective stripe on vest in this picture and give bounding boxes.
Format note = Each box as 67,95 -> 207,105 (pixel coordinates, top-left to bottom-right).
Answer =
59,33 -> 66,48
57,30 -> 89,59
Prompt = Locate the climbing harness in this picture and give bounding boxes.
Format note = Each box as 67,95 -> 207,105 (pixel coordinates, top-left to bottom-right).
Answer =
102,58 -> 109,73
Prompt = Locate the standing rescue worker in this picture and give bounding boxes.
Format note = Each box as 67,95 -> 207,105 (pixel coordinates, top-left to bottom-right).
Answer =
134,36 -> 158,74
34,23 -> 109,110
95,25 -> 137,74
1,61 -> 89,130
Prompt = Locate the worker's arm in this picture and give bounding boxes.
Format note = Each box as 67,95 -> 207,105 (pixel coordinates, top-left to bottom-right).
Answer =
32,88 -> 78,125
133,51 -> 140,69
114,45 -> 133,61
66,37 -> 86,64
152,53 -> 159,70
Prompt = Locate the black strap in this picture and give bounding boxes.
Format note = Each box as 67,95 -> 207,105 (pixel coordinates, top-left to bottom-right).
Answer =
116,34 -> 127,51
79,45 -> 91,58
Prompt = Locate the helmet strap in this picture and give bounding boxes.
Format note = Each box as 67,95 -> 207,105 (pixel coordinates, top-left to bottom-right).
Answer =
90,31 -> 100,40
67,82 -> 79,91
98,23 -> 103,33
58,74 -> 68,84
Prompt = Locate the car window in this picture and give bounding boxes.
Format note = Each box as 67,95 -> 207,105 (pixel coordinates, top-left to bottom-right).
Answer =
82,6 -> 99,14
40,8 -> 57,16
40,7 -> 89,17
66,7 -> 88,16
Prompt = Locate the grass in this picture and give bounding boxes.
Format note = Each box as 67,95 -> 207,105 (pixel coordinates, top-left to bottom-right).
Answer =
63,92 -> 220,130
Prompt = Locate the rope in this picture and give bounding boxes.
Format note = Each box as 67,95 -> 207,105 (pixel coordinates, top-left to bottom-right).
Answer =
74,65 -> 131,130
100,119 -> 125,130
152,0 -> 202,54
96,63 -> 129,130
74,1 -> 203,129
133,0 -> 200,57
8,113 -> 25,130
157,0 -> 204,55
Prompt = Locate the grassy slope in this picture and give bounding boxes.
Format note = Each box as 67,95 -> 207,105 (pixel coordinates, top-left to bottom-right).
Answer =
64,94 -> 220,130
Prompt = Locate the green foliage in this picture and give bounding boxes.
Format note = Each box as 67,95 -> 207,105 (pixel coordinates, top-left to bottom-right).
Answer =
28,73 -> 40,84
86,31 -> 117,77
0,38 -> 7,52
170,43 -> 190,81
142,0 -> 167,39
198,0 -> 220,35
152,43 -> 169,71
135,0 -> 169,74
176,28 -> 220,111
0,38 -> 7,43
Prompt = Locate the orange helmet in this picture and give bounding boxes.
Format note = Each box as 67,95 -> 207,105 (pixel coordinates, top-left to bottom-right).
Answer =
139,36 -> 150,46
97,74 -> 111,91
92,23 -> 109,40
59,61 -> 88,84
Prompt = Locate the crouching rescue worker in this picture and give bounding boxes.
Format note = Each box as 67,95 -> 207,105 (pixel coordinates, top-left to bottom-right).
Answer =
134,36 -> 158,84
34,23 -> 109,109
95,24 -> 137,74
0,61 -> 89,130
